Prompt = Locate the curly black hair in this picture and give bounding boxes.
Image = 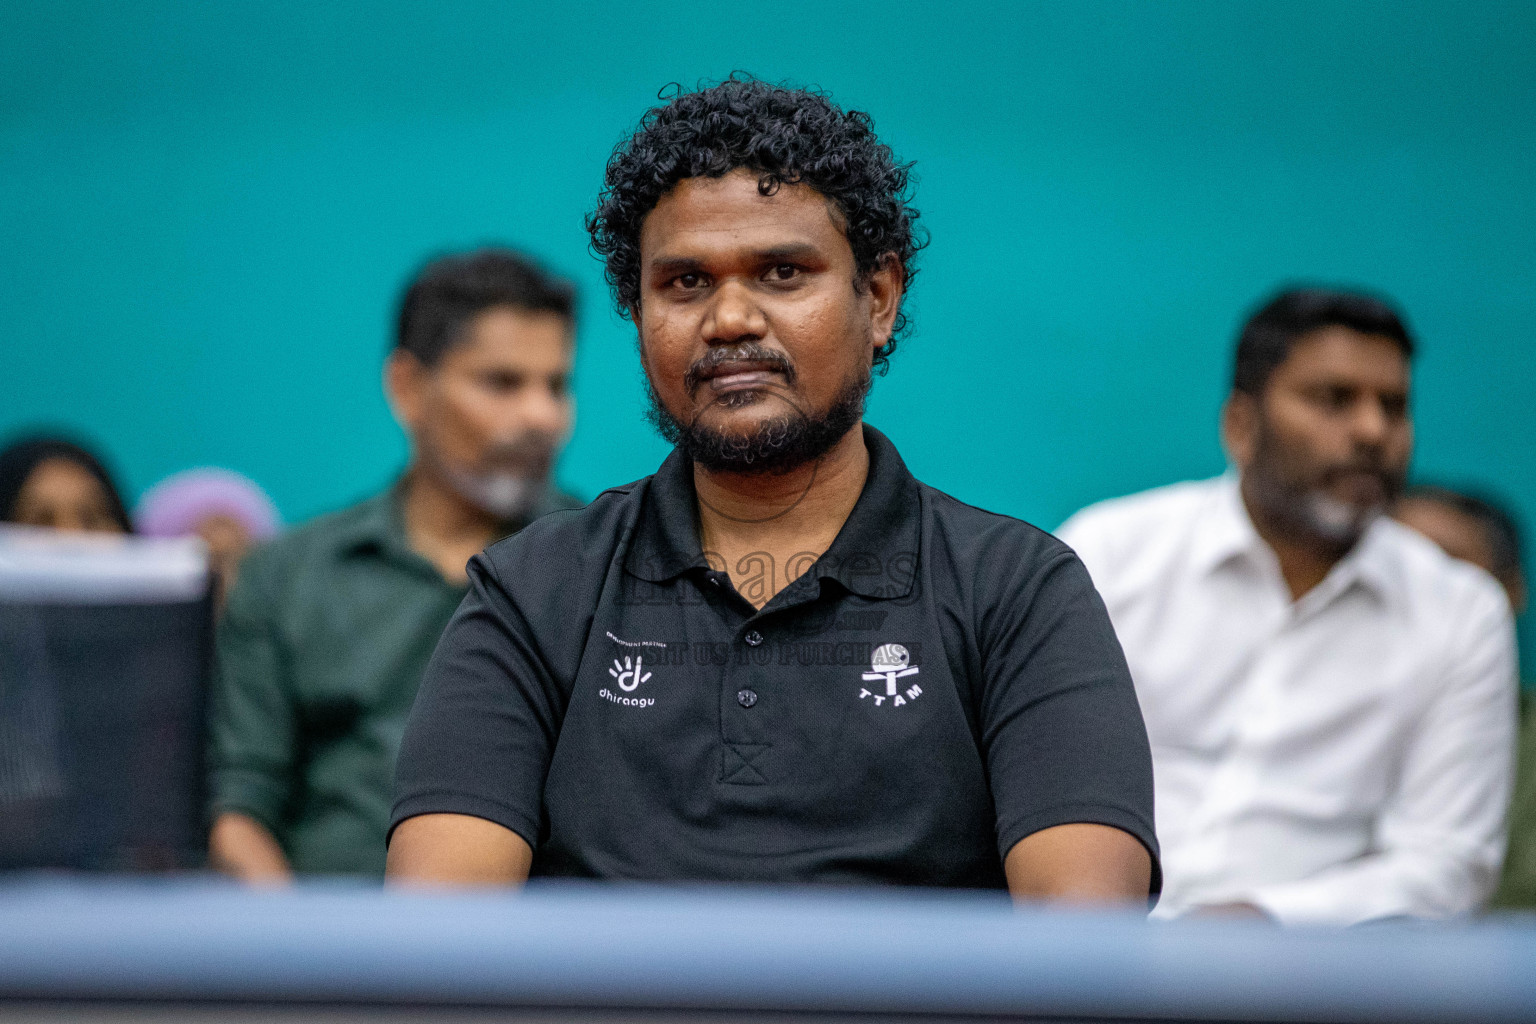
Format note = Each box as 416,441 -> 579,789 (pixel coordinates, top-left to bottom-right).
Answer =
587,75 -> 924,373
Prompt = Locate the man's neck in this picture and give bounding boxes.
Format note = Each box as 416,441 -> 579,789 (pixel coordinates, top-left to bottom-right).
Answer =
1238,475 -> 1352,602
400,465 -> 506,585
694,425 -> 870,609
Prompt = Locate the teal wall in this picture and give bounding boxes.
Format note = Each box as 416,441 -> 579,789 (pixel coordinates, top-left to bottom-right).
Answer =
3,2 -> 1533,642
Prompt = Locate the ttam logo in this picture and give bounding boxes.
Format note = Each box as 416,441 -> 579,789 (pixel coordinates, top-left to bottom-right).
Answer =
859,643 -> 922,708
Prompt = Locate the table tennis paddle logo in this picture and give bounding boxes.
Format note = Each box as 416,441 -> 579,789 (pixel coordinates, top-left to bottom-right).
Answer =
858,643 -> 922,708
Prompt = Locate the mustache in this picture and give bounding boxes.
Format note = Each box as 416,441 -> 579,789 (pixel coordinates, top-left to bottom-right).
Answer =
1315,456 -> 1406,507
477,433 -> 558,473
1319,458 -> 1392,484
684,344 -> 796,396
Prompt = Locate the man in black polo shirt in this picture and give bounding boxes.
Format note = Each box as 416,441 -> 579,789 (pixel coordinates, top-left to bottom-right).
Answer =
388,78 -> 1159,904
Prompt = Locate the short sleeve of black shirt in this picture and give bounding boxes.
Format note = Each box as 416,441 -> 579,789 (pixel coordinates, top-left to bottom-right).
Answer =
959,510 -> 1158,866
391,426 -> 1158,898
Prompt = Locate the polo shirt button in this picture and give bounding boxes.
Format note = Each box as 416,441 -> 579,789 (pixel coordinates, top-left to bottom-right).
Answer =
744,630 -> 764,647
737,689 -> 758,708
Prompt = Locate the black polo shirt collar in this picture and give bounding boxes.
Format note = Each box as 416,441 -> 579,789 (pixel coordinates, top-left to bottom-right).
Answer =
623,423 -> 920,601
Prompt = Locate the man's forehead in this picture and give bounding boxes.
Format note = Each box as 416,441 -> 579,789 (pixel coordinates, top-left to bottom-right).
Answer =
443,306 -> 573,368
640,171 -> 844,257
1278,325 -> 1411,387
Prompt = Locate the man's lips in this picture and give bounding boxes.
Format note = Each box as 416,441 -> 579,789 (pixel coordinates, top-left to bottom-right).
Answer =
1323,467 -> 1390,503
693,360 -> 787,395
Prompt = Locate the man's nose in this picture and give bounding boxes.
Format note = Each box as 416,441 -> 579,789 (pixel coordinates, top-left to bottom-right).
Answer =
701,279 -> 767,345
512,386 -> 569,438
1350,398 -> 1391,448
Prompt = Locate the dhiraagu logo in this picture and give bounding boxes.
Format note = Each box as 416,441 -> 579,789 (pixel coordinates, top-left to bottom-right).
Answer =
601,655 -> 655,708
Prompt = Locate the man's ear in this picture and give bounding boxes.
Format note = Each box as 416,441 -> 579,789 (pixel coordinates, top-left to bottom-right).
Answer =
384,349 -> 429,435
864,253 -> 905,355
1221,390 -> 1259,471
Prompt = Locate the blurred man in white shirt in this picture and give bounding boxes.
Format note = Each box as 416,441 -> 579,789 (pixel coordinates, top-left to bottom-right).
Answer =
1058,288 -> 1517,925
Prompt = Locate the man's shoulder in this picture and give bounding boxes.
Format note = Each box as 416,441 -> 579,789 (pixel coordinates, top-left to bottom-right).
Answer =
219,491 -> 397,628
480,476 -> 648,579
914,485 -> 1109,615
918,482 -> 1072,568
1374,516 -> 1512,623
1053,478 -> 1226,593
1058,478 -> 1221,541
539,486 -> 587,515
238,492 -> 390,581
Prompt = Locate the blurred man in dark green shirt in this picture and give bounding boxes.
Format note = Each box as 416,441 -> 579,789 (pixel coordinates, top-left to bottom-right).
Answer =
209,249 -> 582,881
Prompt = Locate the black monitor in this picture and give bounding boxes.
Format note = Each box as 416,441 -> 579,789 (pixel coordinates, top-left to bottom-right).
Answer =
0,526 -> 212,871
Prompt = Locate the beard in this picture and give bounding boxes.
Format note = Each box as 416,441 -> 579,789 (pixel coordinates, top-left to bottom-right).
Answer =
1246,420 -> 1405,551
426,433 -> 556,521
646,362 -> 871,476
440,467 -> 546,520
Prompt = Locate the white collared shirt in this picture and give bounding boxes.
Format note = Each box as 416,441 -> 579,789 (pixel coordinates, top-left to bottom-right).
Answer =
1058,475 -> 1517,924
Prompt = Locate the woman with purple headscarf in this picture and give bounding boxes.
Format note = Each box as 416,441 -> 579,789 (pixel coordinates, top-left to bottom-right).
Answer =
135,468 -> 281,604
